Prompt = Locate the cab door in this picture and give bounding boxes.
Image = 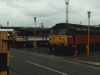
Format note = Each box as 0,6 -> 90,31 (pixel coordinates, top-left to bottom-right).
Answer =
72,29 -> 75,43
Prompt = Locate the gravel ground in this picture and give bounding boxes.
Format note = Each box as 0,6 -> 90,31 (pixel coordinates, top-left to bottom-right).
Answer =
10,46 -> 100,62
63,51 -> 100,62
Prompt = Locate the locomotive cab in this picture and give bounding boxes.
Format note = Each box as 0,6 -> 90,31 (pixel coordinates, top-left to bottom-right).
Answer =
49,23 -> 76,45
10,29 -> 17,41
49,28 -> 68,45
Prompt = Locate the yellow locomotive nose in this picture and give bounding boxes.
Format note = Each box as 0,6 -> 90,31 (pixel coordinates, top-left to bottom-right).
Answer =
10,34 -> 17,41
49,35 -> 67,45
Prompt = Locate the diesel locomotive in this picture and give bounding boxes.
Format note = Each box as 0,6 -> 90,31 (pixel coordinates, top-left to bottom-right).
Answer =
11,27 -> 50,47
49,23 -> 100,54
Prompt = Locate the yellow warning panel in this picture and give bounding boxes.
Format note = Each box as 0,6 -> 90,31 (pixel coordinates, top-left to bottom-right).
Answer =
10,34 -> 17,41
49,35 -> 67,45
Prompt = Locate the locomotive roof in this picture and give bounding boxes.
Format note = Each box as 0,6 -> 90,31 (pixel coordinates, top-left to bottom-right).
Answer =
14,27 -> 50,31
51,23 -> 100,30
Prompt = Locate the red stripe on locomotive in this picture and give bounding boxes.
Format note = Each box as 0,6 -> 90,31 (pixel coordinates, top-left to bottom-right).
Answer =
67,35 -> 100,45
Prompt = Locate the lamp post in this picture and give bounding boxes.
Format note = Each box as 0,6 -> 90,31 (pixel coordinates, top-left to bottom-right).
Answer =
7,21 -> 9,32
80,22 -> 82,25
87,11 -> 91,56
13,26 -> 14,30
34,17 -> 36,40
34,17 -> 37,53
41,23 -> 44,27
65,0 -> 69,23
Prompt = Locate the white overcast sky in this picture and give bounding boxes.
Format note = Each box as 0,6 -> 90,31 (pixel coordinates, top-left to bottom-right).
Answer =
0,0 -> 100,27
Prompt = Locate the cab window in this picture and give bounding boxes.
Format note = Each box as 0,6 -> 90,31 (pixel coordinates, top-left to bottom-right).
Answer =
58,29 -> 66,34
12,30 -> 17,34
50,29 -> 57,34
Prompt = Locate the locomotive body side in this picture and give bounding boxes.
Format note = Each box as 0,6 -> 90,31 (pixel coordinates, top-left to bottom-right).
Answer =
67,30 -> 100,45
12,27 -> 50,42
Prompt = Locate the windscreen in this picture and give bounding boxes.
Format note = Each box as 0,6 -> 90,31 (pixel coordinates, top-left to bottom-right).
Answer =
50,29 -> 57,34
58,29 -> 66,34
12,30 -> 17,34
50,29 -> 66,35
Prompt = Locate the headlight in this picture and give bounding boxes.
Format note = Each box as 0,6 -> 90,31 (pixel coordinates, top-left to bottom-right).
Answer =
7,34 -> 10,36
